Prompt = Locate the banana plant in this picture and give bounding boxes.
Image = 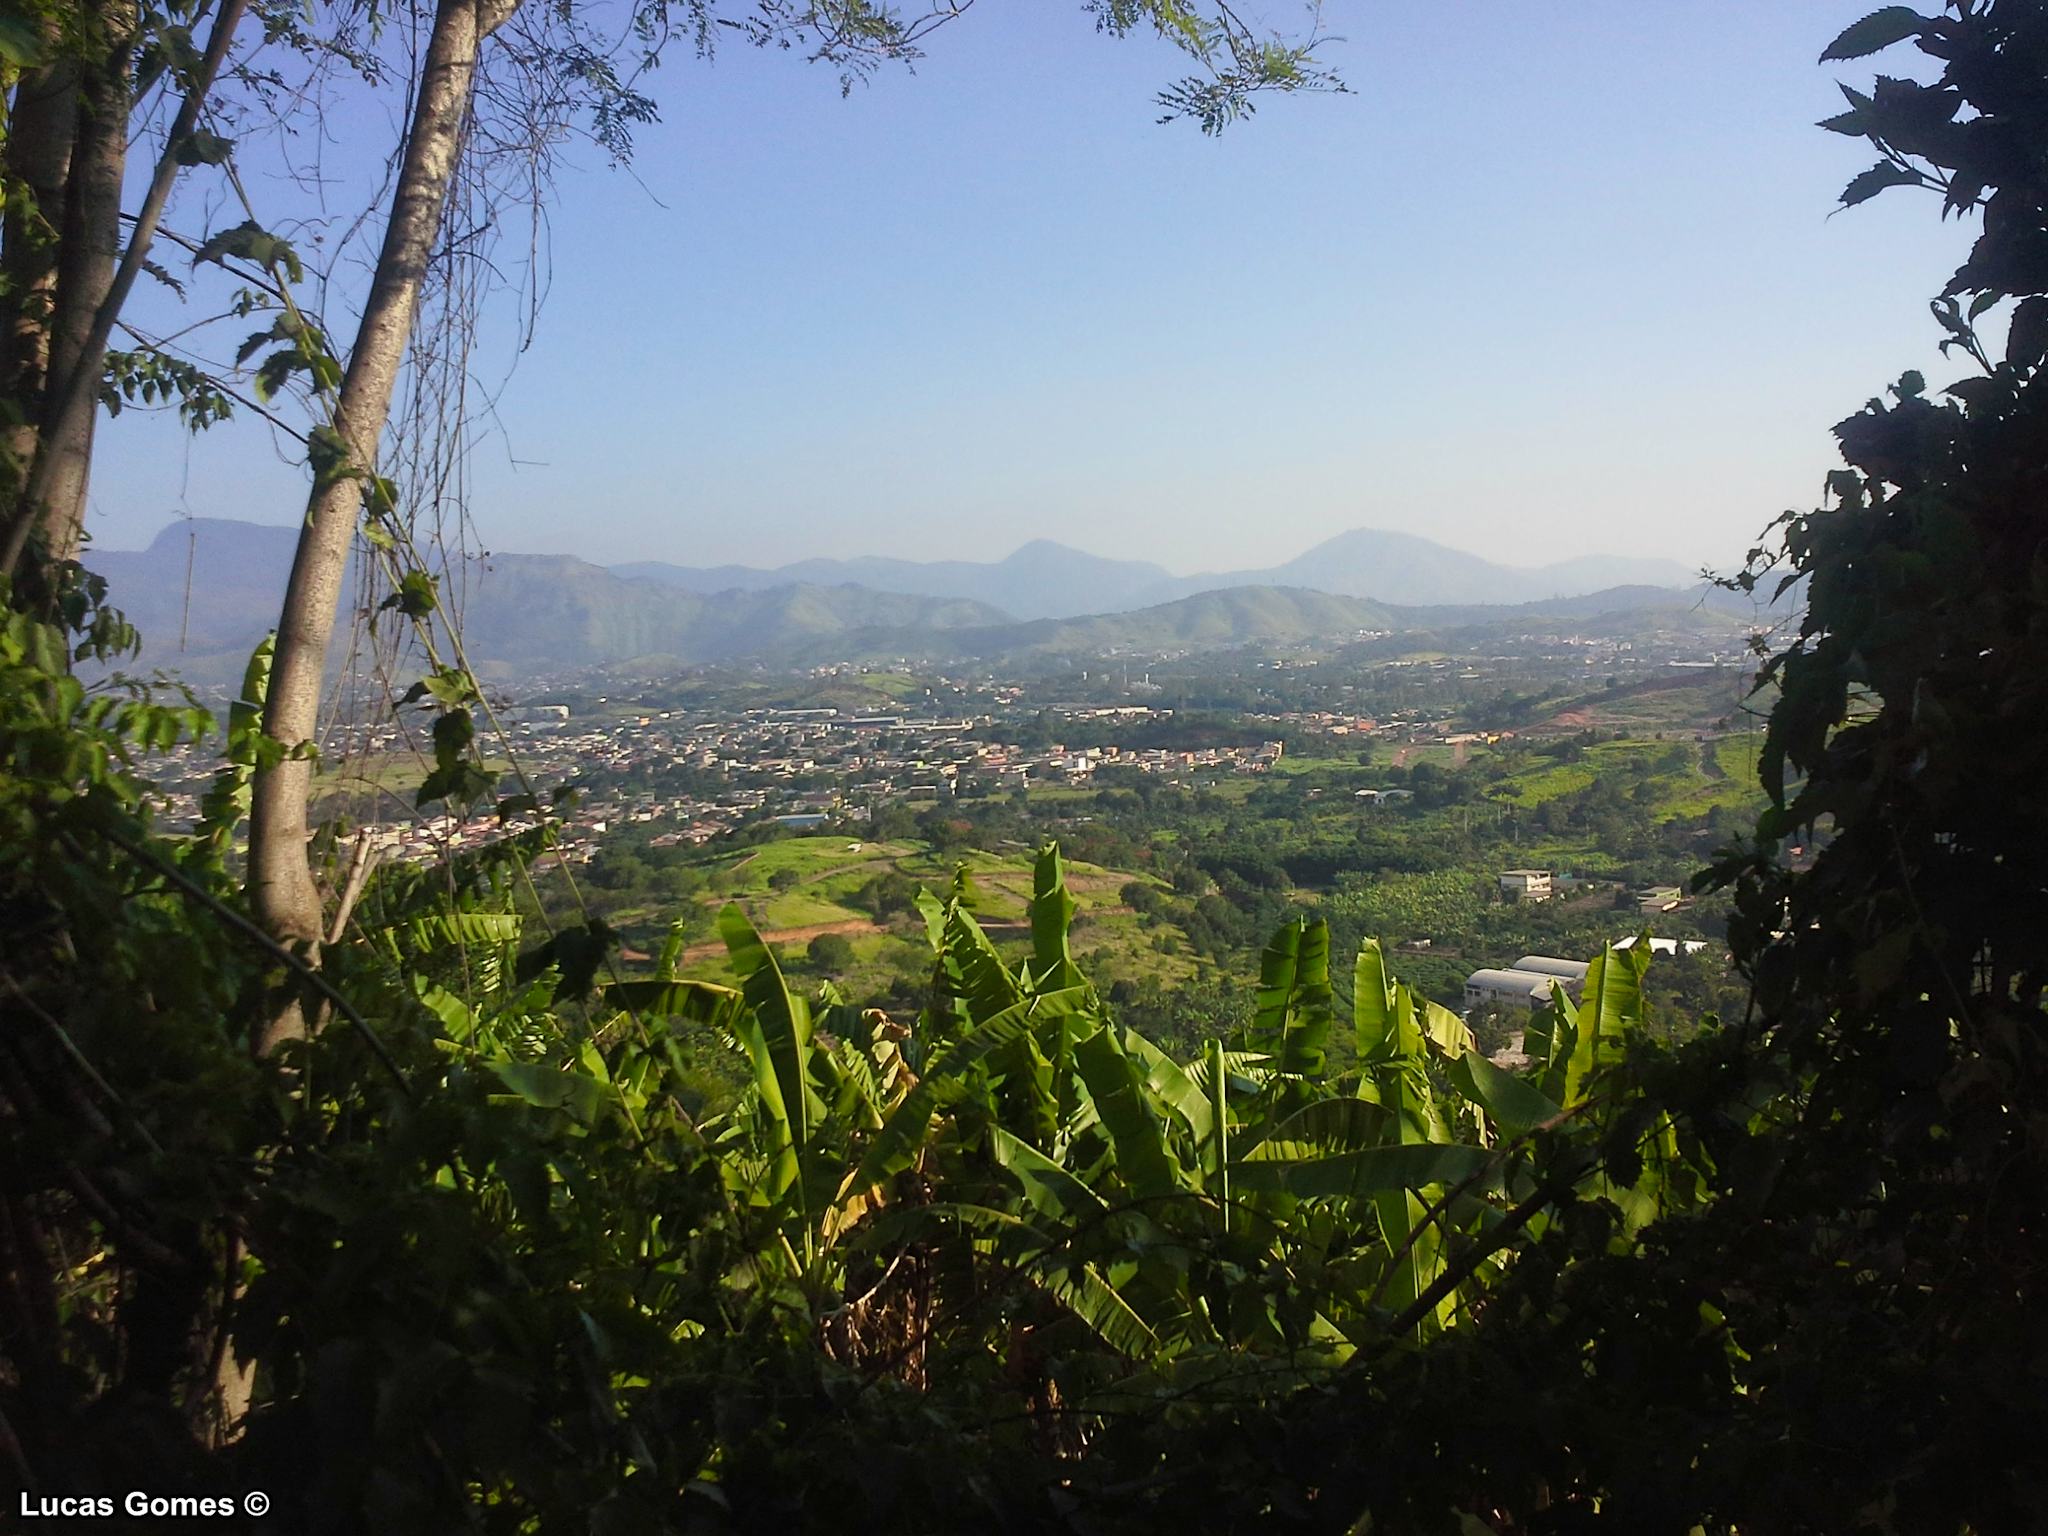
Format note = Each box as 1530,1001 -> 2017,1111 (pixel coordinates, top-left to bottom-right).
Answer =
394,840 -> 1703,1421
841,858 -> 1496,1366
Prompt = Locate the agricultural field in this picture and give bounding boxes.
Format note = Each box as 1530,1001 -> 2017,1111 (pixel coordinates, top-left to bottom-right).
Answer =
1492,757 -> 1600,809
1536,670 -> 1759,734
1487,735 -> 1764,826
1381,742 -> 1473,771
600,835 -> 1201,1002
1659,734 -> 1766,821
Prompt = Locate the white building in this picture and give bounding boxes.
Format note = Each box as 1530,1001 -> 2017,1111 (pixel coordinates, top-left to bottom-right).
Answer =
1464,968 -> 1568,1012
1614,936 -> 1710,956
1354,788 -> 1416,806
1511,955 -> 1588,984
502,704 -> 569,729
1499,869 -> 1555,903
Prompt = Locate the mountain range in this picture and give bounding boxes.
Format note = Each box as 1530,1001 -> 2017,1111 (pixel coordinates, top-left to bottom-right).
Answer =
91,521 -> 1010,680
613,540 -> 1173,622
617,528 -> 1700,619
90,518 -> 1732,682
797,584 -> 1761,670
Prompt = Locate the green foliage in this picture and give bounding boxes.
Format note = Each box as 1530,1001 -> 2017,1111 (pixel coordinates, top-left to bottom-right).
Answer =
0,583 -> 266,1474
804,930 -> 856,972
1820,6 -> 1928,62
99,347 -> 235,429
4,609 -> 1705,1536
1651,6 -> 2048,1526
193,218 -> 304,283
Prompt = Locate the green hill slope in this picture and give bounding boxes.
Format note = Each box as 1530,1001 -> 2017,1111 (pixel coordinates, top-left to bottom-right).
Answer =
803,585 -> 1402,665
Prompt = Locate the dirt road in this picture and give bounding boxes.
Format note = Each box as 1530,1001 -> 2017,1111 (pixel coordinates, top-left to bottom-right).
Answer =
678,918 -> 882,965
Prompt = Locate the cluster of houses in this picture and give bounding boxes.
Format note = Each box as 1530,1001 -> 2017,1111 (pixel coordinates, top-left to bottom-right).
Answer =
145,697 -> 1291,867
1015,740 -> 1287,783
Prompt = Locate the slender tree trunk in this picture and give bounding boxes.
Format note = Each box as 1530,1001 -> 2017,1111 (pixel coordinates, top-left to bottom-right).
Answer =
0,55 -> 80,500
223,0 -> 521,1430
0,0 -> 249,580
31,0 -> 134,563
246,0 -> 519,1054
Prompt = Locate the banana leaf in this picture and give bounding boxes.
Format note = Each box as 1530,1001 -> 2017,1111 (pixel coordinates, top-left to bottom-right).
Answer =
1073,1024 -> 1185,1202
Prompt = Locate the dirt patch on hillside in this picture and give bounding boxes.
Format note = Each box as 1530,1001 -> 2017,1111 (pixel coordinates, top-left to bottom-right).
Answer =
1536,672 -> 1744,734
679,917 -> 881,964
1064,872 -> 1127,893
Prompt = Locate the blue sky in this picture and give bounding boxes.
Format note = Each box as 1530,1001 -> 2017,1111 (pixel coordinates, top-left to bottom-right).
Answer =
88,1 -> 1975,575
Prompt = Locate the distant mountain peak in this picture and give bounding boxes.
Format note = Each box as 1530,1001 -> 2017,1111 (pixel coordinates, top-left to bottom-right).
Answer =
1153,523 -> 1701,608
1304,527 -> 1444,553
1003,536 -> 1102,560
131,516 -> 294,556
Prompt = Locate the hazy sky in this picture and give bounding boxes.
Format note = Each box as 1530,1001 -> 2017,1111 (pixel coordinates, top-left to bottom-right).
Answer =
87,1 -> 1974,575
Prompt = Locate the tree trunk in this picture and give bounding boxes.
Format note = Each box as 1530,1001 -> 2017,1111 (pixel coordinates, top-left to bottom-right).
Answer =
31,0 -> 134,564
246,0 -> 519,1054
0,55 -> 79,503
1,0 -> 248,581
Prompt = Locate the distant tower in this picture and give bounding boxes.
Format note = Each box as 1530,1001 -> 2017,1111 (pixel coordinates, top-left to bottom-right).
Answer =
178,511 -> 196,652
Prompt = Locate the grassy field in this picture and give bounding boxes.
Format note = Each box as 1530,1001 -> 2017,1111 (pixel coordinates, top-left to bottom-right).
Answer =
1488,734 -> 1763,825
1381,742 -> 1472,771
1538,672 -> 1757,734
657,836 -> 1200,997
1659,734 -> 1766,820
850,671 -> 926,700
1494,759 -> 1600,808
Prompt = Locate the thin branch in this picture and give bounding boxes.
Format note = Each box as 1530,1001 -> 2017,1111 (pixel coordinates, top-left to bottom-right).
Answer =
58,1165 -> 192,1274
0,972 -> 166,1155
1384,1153 -> 1598,1340
325,829 -> 379,945
84,829 -> 414,1096
0,1401 -> 33,1493
1365,1095 -> 1602,1317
